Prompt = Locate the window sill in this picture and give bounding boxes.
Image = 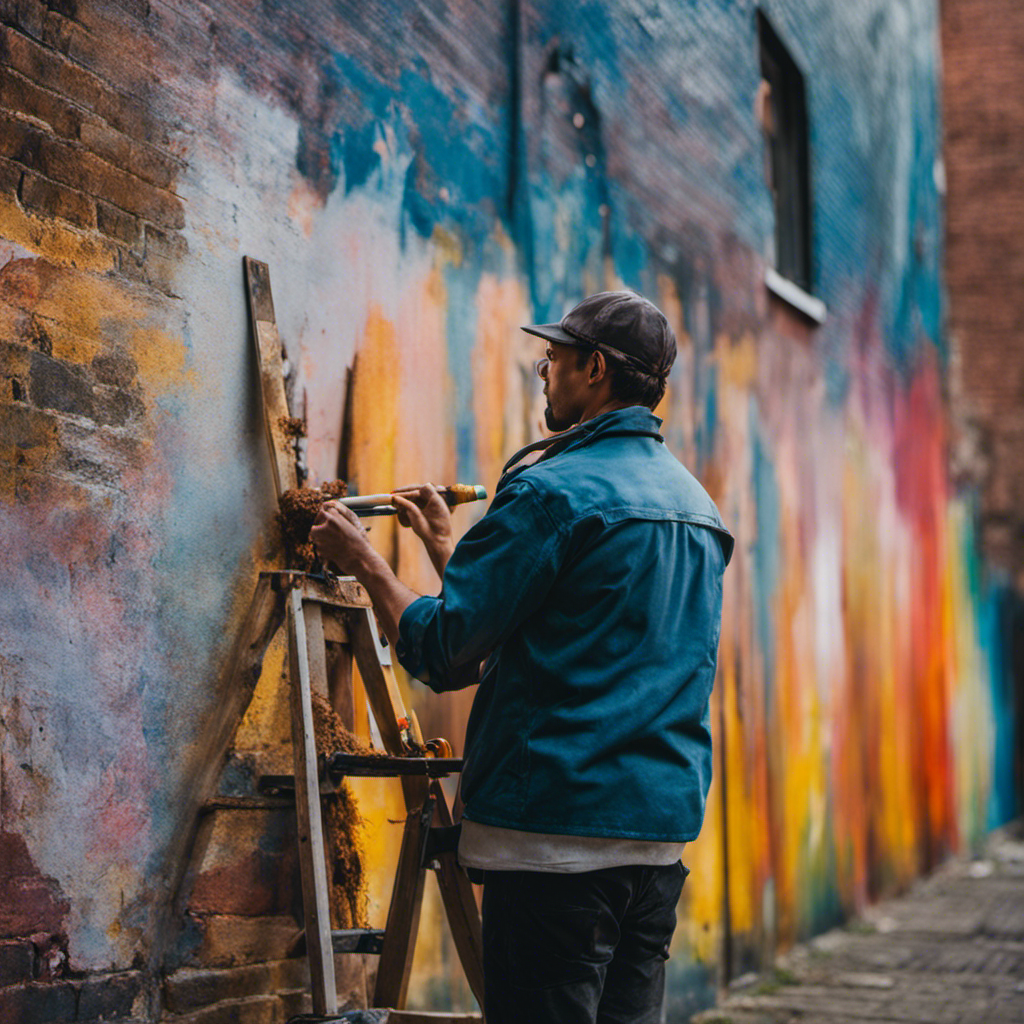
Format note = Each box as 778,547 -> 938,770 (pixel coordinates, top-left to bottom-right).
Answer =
765,267 -> 827,325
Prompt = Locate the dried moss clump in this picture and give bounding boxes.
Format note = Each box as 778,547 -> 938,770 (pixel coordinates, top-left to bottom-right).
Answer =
278,479 -> 348,570
278,415 -> 307,440
312,691 -> 368,929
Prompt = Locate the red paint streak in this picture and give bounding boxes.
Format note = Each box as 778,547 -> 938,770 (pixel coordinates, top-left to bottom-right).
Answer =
894,351 -> 958,866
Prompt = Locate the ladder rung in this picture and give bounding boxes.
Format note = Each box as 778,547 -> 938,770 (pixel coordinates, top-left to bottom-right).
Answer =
292,928 -> 386,956
257,774 -> 340,798
326,753 -> 464,779
200,794 -> 294,814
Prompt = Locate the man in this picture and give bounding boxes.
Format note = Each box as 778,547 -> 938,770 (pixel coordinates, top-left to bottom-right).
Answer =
311,291 -> 733,1024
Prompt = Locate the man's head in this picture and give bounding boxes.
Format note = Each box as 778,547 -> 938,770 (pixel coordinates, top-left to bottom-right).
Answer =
522,291 -> 677,430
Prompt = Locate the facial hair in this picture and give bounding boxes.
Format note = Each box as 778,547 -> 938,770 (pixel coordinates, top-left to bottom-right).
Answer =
544,400 -> 577,432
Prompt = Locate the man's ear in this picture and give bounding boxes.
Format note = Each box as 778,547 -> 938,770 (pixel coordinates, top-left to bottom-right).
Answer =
589,350 -> 606,381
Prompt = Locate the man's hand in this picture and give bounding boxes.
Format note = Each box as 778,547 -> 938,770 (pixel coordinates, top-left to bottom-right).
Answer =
310,501 -> 376,576
391,483 -> 456,578
309,500 -> 420,645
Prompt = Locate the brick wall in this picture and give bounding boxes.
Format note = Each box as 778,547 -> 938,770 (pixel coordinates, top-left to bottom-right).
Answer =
942,0 -> 1024,583
0,0 -> 1016,1020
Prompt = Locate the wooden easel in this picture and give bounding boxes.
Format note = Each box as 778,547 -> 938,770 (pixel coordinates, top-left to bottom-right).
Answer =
234,257 -> 485,1020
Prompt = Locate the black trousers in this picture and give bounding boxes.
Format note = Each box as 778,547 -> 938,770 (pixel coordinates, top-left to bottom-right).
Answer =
480,862 -> 688,1024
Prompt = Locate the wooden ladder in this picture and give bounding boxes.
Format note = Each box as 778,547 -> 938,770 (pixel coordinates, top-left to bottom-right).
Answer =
235,257 -> 485,1021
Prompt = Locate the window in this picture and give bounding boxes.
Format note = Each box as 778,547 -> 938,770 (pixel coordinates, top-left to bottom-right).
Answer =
757,11 -> 814,298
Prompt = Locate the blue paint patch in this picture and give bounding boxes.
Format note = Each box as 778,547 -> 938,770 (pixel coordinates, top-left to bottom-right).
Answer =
750,402 -> 780,706
443,264 -> 479,480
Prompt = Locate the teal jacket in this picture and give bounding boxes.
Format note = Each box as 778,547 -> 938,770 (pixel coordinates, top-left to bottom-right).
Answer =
396,406 -> 733,841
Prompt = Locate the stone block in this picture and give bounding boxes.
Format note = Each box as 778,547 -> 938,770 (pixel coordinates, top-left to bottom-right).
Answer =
186,811 -> 297,918
96,198 -> 141,247
163,958 -> 308,1014
79,116 -> 131,167
77,970 -> 145,1021
28,349 -> 95,421
0,62 -> 81,138
0,875 -> 68,939
0,24 -> 103,112
168,993 -> 280,1024
192,915 -> 302,968
0,939 -> 34,987
19,169 -> 96,230
0,980 -> 76,1023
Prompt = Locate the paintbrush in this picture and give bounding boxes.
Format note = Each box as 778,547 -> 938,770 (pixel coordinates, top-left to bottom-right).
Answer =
334,484 -> 488,517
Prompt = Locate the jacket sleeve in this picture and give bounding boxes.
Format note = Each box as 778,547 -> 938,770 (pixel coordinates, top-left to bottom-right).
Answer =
395,476 -> 564,691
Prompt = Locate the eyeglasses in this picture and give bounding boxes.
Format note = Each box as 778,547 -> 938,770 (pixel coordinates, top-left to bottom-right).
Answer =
534,357 -> 549,379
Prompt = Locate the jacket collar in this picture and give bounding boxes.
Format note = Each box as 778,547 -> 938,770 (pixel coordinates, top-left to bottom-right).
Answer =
500,406 -> 664,483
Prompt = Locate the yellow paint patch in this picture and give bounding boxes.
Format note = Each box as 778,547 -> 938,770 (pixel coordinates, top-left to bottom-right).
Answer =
472,274 -> 530,493
0,195 -> 117,275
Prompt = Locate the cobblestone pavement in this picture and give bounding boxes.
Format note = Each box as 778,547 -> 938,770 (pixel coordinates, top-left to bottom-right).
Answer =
690,825 -> 1024,1024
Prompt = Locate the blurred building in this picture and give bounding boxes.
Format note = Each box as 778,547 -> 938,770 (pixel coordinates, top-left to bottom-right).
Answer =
941,0 -> 1024,802
0,1 -> 1018,1020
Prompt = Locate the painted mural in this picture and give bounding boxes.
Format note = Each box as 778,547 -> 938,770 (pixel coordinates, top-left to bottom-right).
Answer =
0,0 -> 1018,1018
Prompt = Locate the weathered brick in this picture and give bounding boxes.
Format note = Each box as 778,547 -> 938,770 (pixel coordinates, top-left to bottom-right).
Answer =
96,198 -> 141,246
0,980 -> 76,1023
0,402 -> 59,474
191,915 -> 302,968
54,417 -> 145,486
29,133 -> 184,228
90,349 -> 137,388
0,939 -> 34,987
0,154 -> 24,195
91,381 -> 145,428
79,116 -> 131,166
77,970 -> 145,1021
0,0 -> 46,42
0,837 -> 69,939
943,0 -> 1024,578
0,63 -> 81,139
144,223 -> 187,261
162,959 -> 308,1014
28,350 -> 94,420
170,993 -> 280,1024
18,169 -> 96,229
0,111 -> 42,166
127,140 -> 181,190
187,812 -> 298,918
0,24 -> 103,111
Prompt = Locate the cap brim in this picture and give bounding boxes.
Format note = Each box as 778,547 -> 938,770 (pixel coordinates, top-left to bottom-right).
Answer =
520,323 -> 591,347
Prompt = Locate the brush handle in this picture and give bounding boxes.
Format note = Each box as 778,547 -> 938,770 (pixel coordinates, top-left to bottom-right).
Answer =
339,484 -> 487,510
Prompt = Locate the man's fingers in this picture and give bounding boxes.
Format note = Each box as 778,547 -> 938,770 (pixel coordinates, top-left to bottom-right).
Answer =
392,492 -> 426,528
393,483 -> 436,508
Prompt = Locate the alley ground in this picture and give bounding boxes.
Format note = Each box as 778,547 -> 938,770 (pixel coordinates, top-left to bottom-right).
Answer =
690,823 -> 1024,1024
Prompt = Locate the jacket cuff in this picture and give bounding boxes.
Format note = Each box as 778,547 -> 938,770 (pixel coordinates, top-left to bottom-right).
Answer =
396,595 -> 439,683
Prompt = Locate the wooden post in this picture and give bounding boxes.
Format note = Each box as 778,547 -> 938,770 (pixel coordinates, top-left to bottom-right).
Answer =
245,256 -> 299,497
287,589 -> 337,1014
374,798 -> 434,1008
428,780 -> 486,1009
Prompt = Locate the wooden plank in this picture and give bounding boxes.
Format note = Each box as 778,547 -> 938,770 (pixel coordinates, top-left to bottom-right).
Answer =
303,602 -> 329,699
429,781 -> 486,1010
386,1014 -> 483,1024
165,577 -> 285,926
325,630 -> 355,732
348,607 -> 408,756
373,799 -> 433,1009
261,569 -> 372,609
287,589 -> 337,1015
322,608 -> 350,644
244,256 -> 299,497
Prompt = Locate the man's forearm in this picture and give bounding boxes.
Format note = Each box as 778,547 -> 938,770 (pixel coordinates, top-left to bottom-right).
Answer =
425,537 -> 455,579
351,549 -> 421,646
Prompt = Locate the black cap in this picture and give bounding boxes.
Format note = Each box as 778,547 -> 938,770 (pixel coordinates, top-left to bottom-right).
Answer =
522,291 -> 677,378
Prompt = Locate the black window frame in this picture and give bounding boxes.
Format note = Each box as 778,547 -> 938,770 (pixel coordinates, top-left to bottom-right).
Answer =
758,11 -> 813,294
